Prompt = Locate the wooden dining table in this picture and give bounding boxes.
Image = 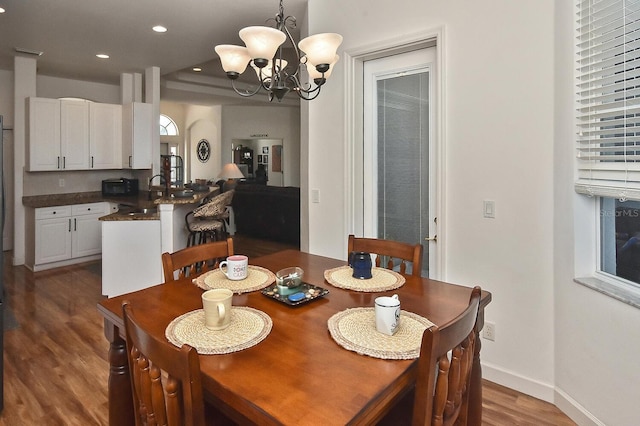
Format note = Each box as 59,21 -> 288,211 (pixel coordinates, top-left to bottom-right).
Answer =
97,249 -> 491,425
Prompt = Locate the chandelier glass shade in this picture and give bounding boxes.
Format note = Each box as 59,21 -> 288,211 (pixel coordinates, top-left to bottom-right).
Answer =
214,0 -> 342,102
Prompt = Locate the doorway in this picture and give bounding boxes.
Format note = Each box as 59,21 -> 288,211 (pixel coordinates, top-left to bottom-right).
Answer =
232,138 -> 284,187
362,47 -> 437,277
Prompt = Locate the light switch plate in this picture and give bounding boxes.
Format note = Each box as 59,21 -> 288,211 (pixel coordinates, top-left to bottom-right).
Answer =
311,189 -> 320,204
483,200 -> 495,218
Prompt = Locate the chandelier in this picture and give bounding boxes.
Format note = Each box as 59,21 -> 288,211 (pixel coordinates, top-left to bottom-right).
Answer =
214,0 -> 342,102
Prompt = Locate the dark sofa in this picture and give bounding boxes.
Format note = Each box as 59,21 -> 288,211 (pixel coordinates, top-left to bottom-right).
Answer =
231,184 -> 300,246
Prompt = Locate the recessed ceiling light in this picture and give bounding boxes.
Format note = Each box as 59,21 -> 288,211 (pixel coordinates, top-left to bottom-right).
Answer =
153,25 -> 168,33
96,53 -> 109,59
193,67 -> 202,72
0,7 -> 6,13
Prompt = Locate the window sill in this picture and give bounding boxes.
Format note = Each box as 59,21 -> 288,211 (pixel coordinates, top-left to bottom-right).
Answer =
574,276 -> 640,310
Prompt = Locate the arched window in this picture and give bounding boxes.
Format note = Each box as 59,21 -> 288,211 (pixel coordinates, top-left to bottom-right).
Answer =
160,114 -> 179,136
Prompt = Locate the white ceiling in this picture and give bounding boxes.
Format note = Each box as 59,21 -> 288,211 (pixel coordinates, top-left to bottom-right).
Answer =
0,0 -> 306,106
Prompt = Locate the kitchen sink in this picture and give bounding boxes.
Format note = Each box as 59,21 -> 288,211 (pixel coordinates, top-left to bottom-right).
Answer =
118,206 -> 158,216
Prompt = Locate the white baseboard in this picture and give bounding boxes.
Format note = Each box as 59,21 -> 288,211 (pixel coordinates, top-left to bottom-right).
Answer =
482,361 -> 604,426
554,388 -> 605,426
481,361 -> 555,402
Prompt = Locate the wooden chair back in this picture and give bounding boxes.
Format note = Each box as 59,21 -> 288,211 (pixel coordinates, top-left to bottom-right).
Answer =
122,302 -> 206,426
348,234 -> 424,277
162,238 -> 234,283
412,286 -> 482,426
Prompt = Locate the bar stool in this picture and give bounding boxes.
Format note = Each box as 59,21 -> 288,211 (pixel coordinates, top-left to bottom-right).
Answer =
185,190 -> 235,246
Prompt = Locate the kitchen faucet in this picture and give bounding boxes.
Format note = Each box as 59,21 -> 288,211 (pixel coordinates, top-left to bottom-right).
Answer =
148,174 -> 166,199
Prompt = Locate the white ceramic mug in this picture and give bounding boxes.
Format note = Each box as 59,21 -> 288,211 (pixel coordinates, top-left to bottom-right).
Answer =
375,294 -> 401,336
202,288 -> 233,330
219,255 -> 248,280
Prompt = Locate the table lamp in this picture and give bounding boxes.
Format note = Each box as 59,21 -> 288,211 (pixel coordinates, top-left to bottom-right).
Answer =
217,163 -> 245,192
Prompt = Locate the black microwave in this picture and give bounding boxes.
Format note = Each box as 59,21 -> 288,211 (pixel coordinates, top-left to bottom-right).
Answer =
102,178 -> 139,196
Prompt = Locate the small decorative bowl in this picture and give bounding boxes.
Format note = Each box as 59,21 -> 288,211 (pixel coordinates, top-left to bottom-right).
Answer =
276,267 -> 304,295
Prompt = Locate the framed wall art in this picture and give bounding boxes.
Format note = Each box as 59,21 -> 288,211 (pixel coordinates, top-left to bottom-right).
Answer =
196,139 -> 211,163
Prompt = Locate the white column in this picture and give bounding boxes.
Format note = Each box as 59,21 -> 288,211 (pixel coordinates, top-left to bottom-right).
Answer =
120,72 -> 143,104
145,66 -> 160,176
133,73 -> 143,102
13,56 -> 37,266
120,73 -> 133,104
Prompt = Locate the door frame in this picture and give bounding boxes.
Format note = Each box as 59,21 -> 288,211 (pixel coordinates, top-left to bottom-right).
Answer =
344,28 -> 446,279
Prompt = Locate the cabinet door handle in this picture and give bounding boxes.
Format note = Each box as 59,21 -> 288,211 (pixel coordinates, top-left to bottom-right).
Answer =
63,157 -> 66,169
57,157 -> 60,169
68,219 -> 71,232
129,155 -> 132,168
91,156 -> 94,168
74,218 -> 77,231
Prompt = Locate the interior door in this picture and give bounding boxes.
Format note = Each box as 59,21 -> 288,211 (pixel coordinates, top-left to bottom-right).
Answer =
363,48 -> 437,277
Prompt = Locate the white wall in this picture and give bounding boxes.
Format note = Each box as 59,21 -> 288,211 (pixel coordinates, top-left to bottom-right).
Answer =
553,2 -> 640,426
36,75 -> 120,104
184,105 -> 221,183
0,69 -> 14,126
221,105 -> 300,187
305,0 -> 638,424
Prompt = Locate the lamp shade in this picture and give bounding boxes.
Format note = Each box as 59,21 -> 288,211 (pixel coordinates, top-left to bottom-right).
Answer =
307,55 -> 339,80
215,45 -> 251,74
298,33 -> 343,67
239,26 -> 286,61
217,163 -> 245,179
252,59 -> 288,79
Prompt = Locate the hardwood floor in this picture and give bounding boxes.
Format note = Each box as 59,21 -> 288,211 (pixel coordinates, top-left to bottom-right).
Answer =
0,235 -> 575,425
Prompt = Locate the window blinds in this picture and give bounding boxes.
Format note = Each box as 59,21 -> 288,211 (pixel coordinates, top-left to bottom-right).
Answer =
575,0 -> 640,201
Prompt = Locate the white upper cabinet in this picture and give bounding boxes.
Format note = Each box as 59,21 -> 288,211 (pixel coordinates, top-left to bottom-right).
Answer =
26,97 -> 61,171
27,97 -> 127,171
90,103 -> 122,169
60,99 -> 90,170
122,102 -> 153,169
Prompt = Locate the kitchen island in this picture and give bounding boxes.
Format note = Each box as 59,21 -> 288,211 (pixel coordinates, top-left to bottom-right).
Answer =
100,188 -> 218,297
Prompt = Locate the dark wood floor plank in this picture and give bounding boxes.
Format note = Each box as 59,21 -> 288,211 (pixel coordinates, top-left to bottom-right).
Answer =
0,236 -> 575,425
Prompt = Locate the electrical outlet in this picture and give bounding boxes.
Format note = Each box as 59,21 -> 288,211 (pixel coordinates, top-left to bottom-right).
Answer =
58,178 -> 65,187
482,321 -> 495,341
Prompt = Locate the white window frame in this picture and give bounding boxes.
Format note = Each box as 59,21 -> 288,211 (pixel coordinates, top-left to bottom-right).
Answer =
574,0 -> 640,308
160,114 -> 179,136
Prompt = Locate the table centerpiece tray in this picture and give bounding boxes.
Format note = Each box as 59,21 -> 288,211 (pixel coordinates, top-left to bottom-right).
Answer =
261,282 -> 329,306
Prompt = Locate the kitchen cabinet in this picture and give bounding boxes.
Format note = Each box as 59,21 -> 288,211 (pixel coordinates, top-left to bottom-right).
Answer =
60,99 -> 90,170
34,205 -> 73,264
26,98 -> 90,171
26,97 -> 61,171
89,103 -> 122,169
70,203 -> 105,258
27,97 -> 124,171
122,102 -> 153,169
31,202 -> 108,271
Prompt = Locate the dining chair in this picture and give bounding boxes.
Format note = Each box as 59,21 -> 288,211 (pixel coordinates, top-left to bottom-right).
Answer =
122,301 -> 207,426
348,234 -> 424,277
162,238 -> 234,283
377,286 -> 482,426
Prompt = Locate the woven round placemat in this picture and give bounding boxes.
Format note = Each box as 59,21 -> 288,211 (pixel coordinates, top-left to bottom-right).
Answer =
165,307 -> 272,355
323,266 -> 405,292
192,265 -> 275,294
327,307 -> 434,360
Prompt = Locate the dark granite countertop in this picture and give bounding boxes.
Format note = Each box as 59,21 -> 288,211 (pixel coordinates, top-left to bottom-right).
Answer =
22,191 -> 156,209
23,187 -> 219,222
